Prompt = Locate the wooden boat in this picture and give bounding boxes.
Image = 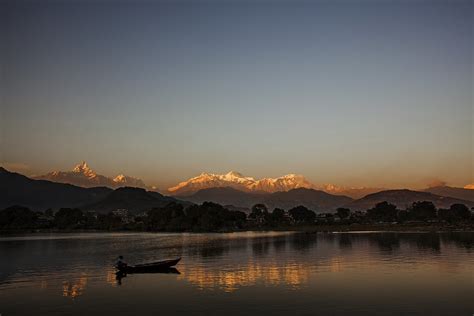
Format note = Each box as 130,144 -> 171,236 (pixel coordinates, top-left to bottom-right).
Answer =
116,258 -> 181,273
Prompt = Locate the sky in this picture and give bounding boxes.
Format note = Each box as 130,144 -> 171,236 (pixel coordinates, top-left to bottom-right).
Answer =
1,0 -> 472,190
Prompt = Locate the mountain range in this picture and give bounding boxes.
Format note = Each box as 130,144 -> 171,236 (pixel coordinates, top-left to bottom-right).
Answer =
181,187 -> 353,211
423,186 -> 474,202
0,167 -> 112,210
0,167 -> 183,213
35,161 -> 148,189
1,166 -> 473,214
168,171 -> 383,198
182,186 -> 474,212
82,187 -> 187,213
261,188 -> 352,212
347,189 -> 473,211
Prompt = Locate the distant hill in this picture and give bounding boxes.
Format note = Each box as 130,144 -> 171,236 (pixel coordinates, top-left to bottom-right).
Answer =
0,167 -> 188,213
423,186 -> 474,202
322,187 -> 385,199
181,187 -> 266,208
83,187 -> 187,214
0,167 -> 112,210
182,187 -> 352,212
263,188 -> 353,212
5,166 -> 472,215
347,189 -> 474,211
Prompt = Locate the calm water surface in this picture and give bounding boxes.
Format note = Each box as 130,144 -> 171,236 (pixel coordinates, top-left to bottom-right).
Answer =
0,231 -> 473,315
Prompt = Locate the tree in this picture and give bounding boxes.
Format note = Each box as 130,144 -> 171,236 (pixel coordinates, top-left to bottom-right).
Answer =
438,204 -> 471,222
249,204 -> 268,225
336,208 -> 351,220
227,210 -> 247,229
437,208 -> 454,223
97,213 -> 123,230
450,204 -> 470,220
288,205 -> 316,224
44,208 -> 54,217
146,202 -> 185,231
410,201 -> 436,221
366,202 -> 398,222
267,208 -> 288,227
54,208 -> 85,229
397,209 -> 409,223
146,202 -> 247,232
0,206 -> 38,229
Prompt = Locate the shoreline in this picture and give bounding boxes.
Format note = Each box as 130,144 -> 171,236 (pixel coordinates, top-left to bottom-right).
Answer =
1,223 -> 473,235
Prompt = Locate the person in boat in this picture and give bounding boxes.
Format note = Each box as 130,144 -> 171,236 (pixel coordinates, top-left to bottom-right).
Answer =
116,255 -> 127,269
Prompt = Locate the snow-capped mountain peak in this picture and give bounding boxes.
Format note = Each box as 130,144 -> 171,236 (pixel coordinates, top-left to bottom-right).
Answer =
113,174 -> 147,187
72,161 -> 96,178
225,171 -> 243,178
167,171 -> 384,198
35,161 -> 148,189
113,174 -> 127,183
168,171 -> 314,195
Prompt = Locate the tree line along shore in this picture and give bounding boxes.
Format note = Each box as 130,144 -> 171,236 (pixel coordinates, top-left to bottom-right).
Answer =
0,200 -> 473,233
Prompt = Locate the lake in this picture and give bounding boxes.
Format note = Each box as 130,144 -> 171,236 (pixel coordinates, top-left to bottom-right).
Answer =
0,231 -> 472,315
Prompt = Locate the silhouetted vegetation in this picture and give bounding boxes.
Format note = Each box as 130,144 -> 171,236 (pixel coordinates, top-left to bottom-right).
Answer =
336,208 -> 351,221
288,206 -> 316,224
0,199 -> 473,232
410,201 -> 437,221
367,202 -> 398,222
266,208 -> 289,227
248,204 -> 268,226
145,202 -> 246,232
0,206 -> 38,229
54,208 -> 85,229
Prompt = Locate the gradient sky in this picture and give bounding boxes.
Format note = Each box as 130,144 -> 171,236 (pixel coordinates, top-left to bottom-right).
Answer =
1,0 -> 472,190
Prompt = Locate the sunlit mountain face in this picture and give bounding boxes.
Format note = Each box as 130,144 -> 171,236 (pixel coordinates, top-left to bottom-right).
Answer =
167,171 -> 383,199
35,161 -> 147,189
8,162 -> 473,201
16,161 -> 473,201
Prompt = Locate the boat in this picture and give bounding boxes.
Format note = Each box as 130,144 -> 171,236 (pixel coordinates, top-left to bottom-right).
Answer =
116,257 -> 181,273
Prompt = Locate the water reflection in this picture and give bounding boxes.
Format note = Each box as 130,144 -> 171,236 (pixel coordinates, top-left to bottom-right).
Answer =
178,261 -> 309,292
115,268 -> 180,286
0,232 -> 473,315
289,233 -> 318,252
368,233 -> 401,252
62,274 -> 88,299
440,232 -> 474,249
338,234 -> 353,249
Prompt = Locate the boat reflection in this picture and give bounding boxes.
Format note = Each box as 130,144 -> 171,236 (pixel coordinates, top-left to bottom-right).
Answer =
115,268 -> 181,285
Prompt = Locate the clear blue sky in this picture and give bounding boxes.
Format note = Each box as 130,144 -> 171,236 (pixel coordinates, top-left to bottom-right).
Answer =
1,0 -> 472,189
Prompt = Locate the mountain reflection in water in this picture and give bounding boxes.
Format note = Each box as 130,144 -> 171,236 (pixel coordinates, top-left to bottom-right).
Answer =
0,232 -> 472,315
178,261 -> 310,292
62,274 -> 88,298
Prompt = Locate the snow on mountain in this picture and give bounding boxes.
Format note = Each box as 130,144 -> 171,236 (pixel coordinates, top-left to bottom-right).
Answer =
113,174 -> 147,188
169,171 -> 314,195
168,171 -> 383,198
464,184 -> 474,189
167,171 -> 256,195
72,161 -> 96,178
250,174 -> 313,192
35,161 -> 148,189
